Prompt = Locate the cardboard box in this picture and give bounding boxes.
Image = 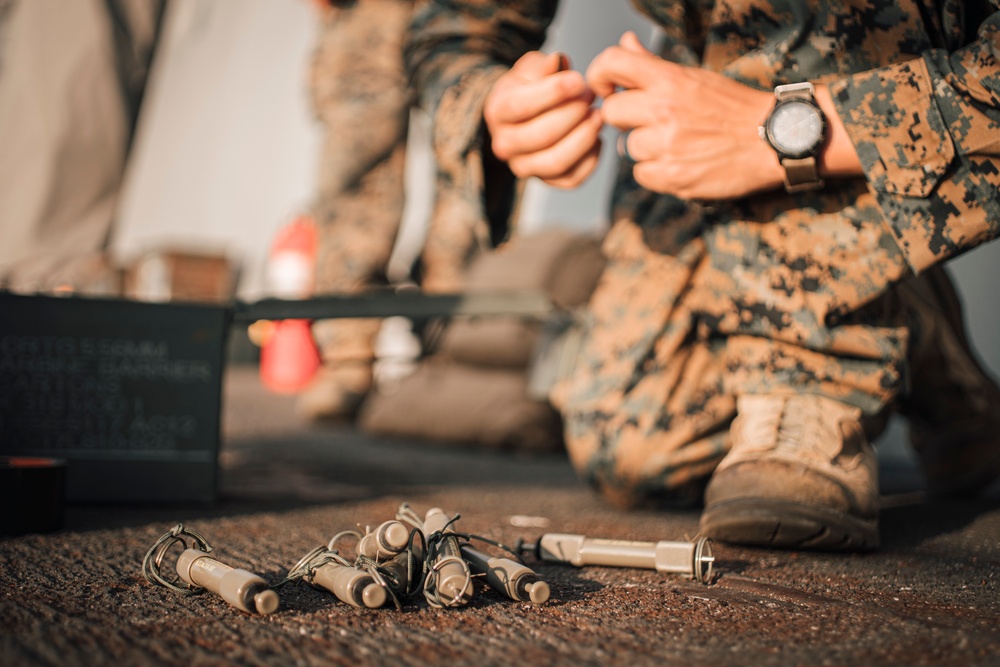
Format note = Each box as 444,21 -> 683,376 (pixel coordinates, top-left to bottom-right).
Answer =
0,292 -> 227,503
124,249 -> 237,304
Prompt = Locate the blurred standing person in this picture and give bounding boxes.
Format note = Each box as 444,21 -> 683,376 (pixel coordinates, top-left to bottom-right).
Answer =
298,0 -> 510,420
296,0 -> 414,420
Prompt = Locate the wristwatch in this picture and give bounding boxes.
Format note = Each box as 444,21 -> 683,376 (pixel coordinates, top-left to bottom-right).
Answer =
759,82 -> 827,193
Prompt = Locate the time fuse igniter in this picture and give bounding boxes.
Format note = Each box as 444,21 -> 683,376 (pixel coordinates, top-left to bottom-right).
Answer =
142,524 -> 280,615
520,534 -> 714,584
175,549 -> 281,615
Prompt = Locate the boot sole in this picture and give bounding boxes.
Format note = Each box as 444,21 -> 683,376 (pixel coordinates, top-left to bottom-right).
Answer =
700,499 -> 879,552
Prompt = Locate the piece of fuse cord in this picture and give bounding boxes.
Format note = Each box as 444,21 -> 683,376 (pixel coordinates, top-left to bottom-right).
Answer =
459,544 -> 550,604
175,549 -> 280,615
306,559 -> 387,609
518,533 -> 714,584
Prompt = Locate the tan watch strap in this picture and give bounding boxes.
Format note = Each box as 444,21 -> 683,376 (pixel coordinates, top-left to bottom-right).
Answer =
780,156 -> 824,192
772,82 -> 825,193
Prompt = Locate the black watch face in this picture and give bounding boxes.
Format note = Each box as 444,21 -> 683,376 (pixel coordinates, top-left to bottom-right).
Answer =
767,100 -> 824,158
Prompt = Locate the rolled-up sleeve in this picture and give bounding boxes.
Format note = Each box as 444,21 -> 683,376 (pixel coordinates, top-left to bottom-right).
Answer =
405,1 -> 558,239
406,0 -> 557,127
830,9 -> 1000,273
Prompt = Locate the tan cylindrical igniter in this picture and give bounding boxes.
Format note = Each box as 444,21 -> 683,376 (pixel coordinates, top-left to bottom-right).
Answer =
357,520 -> 410,561
423,508 -> 474,607
175,549 -> 280,615
309,561 -> 387,609
534,534 -> 714,583
459,544 -> 550,604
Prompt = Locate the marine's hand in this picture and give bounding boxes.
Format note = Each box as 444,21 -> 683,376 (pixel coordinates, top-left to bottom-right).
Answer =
484,51 -> 603,189
587,32 -> 782,200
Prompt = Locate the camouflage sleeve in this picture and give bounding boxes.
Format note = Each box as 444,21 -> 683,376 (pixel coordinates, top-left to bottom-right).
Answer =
829,8 -> 1000,274
404,1 -> 559,244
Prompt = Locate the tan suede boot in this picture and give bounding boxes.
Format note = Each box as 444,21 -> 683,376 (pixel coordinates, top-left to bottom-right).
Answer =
897,267 -> 1000,496
296,362 -> 374,421
700,394 -> 879,551
295,319 -> 379,421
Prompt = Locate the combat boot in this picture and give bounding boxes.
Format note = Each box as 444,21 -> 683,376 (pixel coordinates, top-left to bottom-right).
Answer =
296,362 -> 373,421
897,267 -> 1000,496
295,318 -> 379,421
700,394 -> 879,551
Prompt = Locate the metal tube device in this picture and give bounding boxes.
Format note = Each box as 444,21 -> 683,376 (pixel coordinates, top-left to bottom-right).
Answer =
357,520 -> 411,561
308,561 -> 387,609
423,507 -> 474,607
175,549 -> 280,615
459,544 -> 550,604
523,534 -> 714,584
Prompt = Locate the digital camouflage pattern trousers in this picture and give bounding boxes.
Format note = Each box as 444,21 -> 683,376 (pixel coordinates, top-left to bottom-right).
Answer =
550,180 -> 923,508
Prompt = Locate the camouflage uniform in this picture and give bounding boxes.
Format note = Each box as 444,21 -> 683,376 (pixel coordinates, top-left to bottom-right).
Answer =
405,0 -> 1000,506
303,0 -> 500,417
307,0 -> 414,373
305,0 -> 508,394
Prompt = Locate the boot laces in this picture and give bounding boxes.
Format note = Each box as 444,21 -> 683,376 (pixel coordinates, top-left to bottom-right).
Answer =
739,397 -> 832,461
